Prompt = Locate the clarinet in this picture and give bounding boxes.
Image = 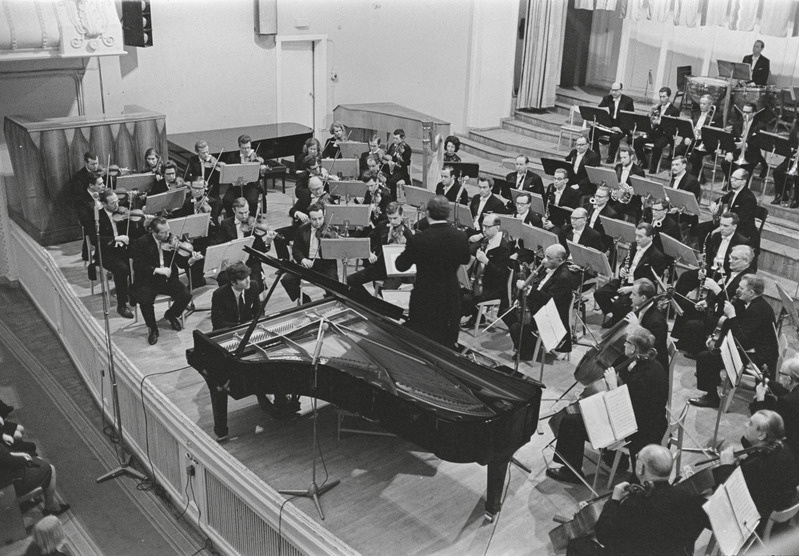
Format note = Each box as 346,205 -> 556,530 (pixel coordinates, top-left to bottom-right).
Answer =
619,249 -> 632,283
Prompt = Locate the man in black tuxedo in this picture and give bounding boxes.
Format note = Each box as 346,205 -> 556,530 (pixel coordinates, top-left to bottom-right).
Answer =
512,192 -> 544,264
68,151 -> 101,196
467,176 -> 508,241
435,165 -> 468,205
721,103 -> 767,180
633,87 -> 682,174
645,198 -> 681,253
626,278 -> 670,373
673,94 -> 722,178
743,40 -> 770,86
772,123 -> 798,207
280,203 -> 339,304
505,154 -> 544,195
587,185 -> 621,254
666,156 -> 701,200
215,197 -> 273,287
594,223 -> 669,325
751,358 -> 799,453
559,207 -> 603,254
508,244 -> 574,359
542,169 -> 581,236
222,134 -> 267,216
690,274 -> 778,408
695,168 -> 758,247
172,175 -> 223,287
613,146 -> 646,223
358,135 -> 384,174
184,140 -> 225,198
461,213 -> 512,328
566,136 -> 602,195
131,216 -> 198,345
273,176 -> 329,260
395,196 -> 471,349
592,82 -> 635,163
210,262 -> 262,330
385,128 -> 412,199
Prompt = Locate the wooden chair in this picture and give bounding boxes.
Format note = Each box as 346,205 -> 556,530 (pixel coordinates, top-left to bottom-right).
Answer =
128,259 -> 185,327
0,483 -> 43,544
472,270 -> 514,337
763,486 -> 799,542
558,105 -> 586,152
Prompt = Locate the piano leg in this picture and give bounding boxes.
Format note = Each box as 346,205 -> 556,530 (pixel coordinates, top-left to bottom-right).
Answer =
205,379 -> 230,440
485,457 -> 511,521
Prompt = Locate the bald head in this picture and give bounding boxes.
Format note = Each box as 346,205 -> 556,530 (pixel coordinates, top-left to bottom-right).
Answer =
637,445 -> 673,479
544,244 -> 567,269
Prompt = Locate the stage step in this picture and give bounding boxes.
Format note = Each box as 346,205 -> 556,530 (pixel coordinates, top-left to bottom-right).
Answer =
501,117 -> 560,143
467,128 -> 562,163
512,109 -> 583,134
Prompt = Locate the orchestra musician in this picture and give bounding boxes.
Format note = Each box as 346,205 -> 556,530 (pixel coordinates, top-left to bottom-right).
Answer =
751,357 -> 799,453
322,121 -> 347,159
666,155 -> 701,200
565,135 -> 601,195
74,172 -> 109,275
546,326 -> 668,484
673,94 -> 720,178
695,168 -> 758,246
395,196 -> 471,349
360,173 -> 391,229
586,185 -> 620,254
633,87 -> 681,174
130,216 -> 198,345
542,168 -> 581,235
674,244 -> 756,358
467,176 -> 508,241
215,197 -> 273,287
273,176 -> 330,261
559,207 -> 603,254
385,128 -> 412,199
772,121 -> 798,208
743,40 -> 770,86
68,151 -> 101,196
612,146 -> 645,223
714,410 -> 798,526
359,135 -> 385,174
689,273 -> 778,408
435,165 -> 468,205
507,244 -> 574,360
443,135 -> 462,163
172,175 -> 223,287
505,154 -> 544,195
512,191 -> 544,265
295,155 -> 331,194
184,140 -> 225,197
298,137 -> 322,171
461,213 -> 511,329
142,147 -> 164,178
567,445 -> 705,556
592,82 -> 635,164
643,198 -> 680,253
624,278 -> 669,375
150,160 -> 186,195
280,202 -> 339,305
594,223 -> 668,326
347,201 -> 413,296
720,102 -> 767,181
223,134 -> 268,216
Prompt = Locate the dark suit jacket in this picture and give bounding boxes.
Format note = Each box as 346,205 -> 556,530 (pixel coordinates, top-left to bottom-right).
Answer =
730,119 -> 766,165
505,171 -> 544,196
691,108 -> 723,131
364,220 -> 414,275
172,195 -> 223,241
724,296 -> 779,372
626,243 -> 669,283
68,167 -> 95,197
559,224 -> 603,253
743,54 -> 770,86
668,172 -> 701,200
73,188 -> 99,231
587,203 -> 619,252
469,194 -> 507,224
649,103 -> 682,139
527,262 -> 574,352
565,148 -> 602,193
598,94 -> 635,130
719,186 -> 758,240
322,137 -> 341,159
131,233 -> 186,290
477,236 -> 512,299
646,215 -> 681,253
751,385 -> 799,454
395,222 -> 471,347
387,142 -> 412,181
618,357 -> 668,455
704,231 -> 751,275
435,181 -> 468,205
214,217 -> 270,272
544,184 -> 581,210
358,150 -> 384,173
211,282 -> 261,330
639,303 -> 670,373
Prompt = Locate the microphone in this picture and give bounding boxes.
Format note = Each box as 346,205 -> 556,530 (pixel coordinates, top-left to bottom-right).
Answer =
311,319 -> 329,367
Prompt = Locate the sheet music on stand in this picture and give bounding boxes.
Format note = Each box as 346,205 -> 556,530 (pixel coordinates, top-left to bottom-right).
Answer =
338,141 -> 368,159
703,466 -> 760,556
599,216 -> 637,244
322,158 -> 360,179
534,298 -> 567,352
203,237 -> 256,277
403,185 -> 436,209
568,241 -> 613,279
320,237 -> 371,261
717,60 -> 752,81
579,384 -> 638,450
629,175 -> 666,201
618,110 -> 652,136
383,244 -> 416,277
775,282 -> 799,332
143,189 -> 186,215
528,193 -> 546,216
541,157 -> 573,176
578,105 -> 613,131
219,162 -> 260,186
659,115 -> 694,140
496,214 -> 523,239
166,213 -> 210,239
548,205 -> 573,229
701,126 -> 736,154
115,173 -> 157,194
720,331 -> 745,386
520,225 -> 559,254
660,233 -> 699,267
447,162 -> 480,179
328,180 -> 368,200
585,166 -> 621,191
667,187 -> 701,216
448,203 -> 473,226
326,205 -> 371,229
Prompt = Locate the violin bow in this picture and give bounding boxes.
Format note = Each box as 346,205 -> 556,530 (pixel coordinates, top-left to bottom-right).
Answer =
311,211 -> 335,264
168,213 -> 191,269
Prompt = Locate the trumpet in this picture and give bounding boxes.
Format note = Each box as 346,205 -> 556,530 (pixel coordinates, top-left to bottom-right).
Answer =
690,105 -> 716,155
787,149 -> 799,177
611,182 -> 634,204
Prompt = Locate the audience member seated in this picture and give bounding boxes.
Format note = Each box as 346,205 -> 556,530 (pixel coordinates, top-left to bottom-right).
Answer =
25,515 -> 70,556
0,443 -> 70,516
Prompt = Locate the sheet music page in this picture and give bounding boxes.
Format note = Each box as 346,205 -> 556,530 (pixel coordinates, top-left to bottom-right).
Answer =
382,245 -> 416,277
720,331 -> 743,385
533,298 -> 567,352
604,384 -> 638,440
724,467 -> 760,539
579,392 -> 615,449
703,467 -> 759,555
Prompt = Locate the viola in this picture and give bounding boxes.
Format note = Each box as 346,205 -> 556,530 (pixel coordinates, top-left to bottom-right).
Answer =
160,234 -> 195,258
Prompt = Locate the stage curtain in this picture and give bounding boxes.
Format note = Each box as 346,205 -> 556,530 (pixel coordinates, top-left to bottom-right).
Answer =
729,0 -> 760,31
517,0 -> 567,110
705,0 -> 731,27
759,0 -> 797,36
674,0 -> 703,26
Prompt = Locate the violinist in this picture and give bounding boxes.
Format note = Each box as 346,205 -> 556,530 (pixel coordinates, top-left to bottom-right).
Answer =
434,166 -> 468,205
361,173 -> 390,229
547,326 -> 668,484
751,358 -> 799,453
223,134 -> 267,216
467,176 -> 508,241
568,444 -> 705,556
295,155 -> 332,194
184,140 -> 225,198
215,197 -> 272,287
714,410 -> 799,524
594,223 -> 668,326
632,87 -> 681,175
322,121 -> 347,159
142,147 -> 164,179
172,175 -> 223,286
385,128 -> 412,200
92,189 -> 145,319
281,203 -> 339,304
73,173 -> 106,233
690,274 -> 778,408
507,244 -> 573,360
274,176 -> 330,261
461,214 -> 511,329
150,161 -> 187,196
443,135 -> 462,163
68,151 -> 101,196
130,217 -> 196,345
347,201 -> 413,296
298,137 -> 322,171
358,135 -> 385,174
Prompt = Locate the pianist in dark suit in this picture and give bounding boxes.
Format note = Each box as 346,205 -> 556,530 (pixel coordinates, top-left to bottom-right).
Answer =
395,196 -> 471,349
211,262 -> 262,330
743,40 -> 770,86
435,165 -> 468,205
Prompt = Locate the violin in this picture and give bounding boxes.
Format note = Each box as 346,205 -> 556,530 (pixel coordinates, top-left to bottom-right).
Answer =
160,233 -> 195,258
674,444 -> 778,497
101,164 -> 132,177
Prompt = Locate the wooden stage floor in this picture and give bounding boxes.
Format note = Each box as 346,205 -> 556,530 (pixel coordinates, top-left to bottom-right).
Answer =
44,189 -> 758,555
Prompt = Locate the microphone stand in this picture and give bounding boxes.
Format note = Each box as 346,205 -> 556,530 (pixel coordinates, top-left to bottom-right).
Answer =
94,207 -> 146,484
279,317 -> 340,519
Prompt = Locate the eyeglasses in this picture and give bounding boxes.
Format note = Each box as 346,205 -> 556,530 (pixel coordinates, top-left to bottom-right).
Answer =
653,206 -> 666,211
570,216 -> 586,221
576,142 -> 588,147
731,176 -> 747,181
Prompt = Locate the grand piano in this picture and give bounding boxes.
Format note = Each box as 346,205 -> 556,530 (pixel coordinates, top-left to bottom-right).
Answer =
187,249 -> 542,517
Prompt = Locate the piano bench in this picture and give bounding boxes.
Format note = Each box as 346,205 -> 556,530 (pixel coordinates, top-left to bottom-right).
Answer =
336,409 -> 395,441
263,161 -> 288,194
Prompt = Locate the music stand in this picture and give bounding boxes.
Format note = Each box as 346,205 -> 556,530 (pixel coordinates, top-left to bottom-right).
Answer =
327,180 -> 368,201
701,126 -> 736,191
585,166 -> 621,192
143,189 -> 186,215
203,237 -> 256,278
600,216 -> 636,273
447,162 -> 480,179
578,106 -> 613,145
320,238 -> 371,283
115,173 -> 157,193
548,205 -> 574,229
338,141 -> 368,159
326,205 -> 371,233
383,244 -> 416,277
775,282 -> 799,336
496,214 -> 523,238
618,110 -> 651,137
493,177 -> 514,195
717,60 -> 751,128
219,162 -> 260,199
667,187 -> 701,216
403,185 -> 435,209
508,187 -> 528,205
541,158 -> 572,176
322,158 -> 359,179
167,213 -> 210,240
753,132 -> 792,200
660,115 -> 694,141
520,225 -> 559,255
630,175 -> 666,205
660,234 -> 699,267
568,242 -> 612,346
528,193 -> 546,216
448,203 -> 473,227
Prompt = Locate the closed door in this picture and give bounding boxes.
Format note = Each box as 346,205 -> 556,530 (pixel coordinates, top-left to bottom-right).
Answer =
280,41 -> 315,127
